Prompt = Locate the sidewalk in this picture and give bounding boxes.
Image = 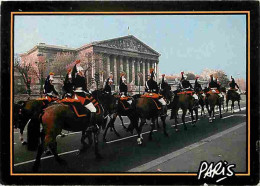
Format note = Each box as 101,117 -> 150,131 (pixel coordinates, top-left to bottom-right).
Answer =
128,122 -> 246,173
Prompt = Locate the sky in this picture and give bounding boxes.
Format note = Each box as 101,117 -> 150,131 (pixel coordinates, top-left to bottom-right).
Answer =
14,14 -> 247,79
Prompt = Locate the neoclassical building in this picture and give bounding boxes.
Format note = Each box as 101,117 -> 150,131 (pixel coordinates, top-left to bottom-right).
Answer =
20,35 -> 160,89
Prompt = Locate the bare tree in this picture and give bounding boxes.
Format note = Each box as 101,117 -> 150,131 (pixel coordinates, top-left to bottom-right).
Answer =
14,54 -> 33,95
50,52 -> 76,78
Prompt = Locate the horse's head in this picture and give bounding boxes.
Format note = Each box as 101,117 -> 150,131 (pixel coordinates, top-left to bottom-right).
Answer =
92,90 -> 118,113
220,87 -> 226,93
13,101 -> 26,129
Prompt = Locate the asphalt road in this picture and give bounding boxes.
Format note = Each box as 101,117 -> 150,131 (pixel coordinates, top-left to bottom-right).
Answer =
13,96 -> 247,173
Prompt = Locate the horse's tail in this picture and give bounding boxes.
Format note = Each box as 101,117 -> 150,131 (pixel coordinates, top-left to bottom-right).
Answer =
27,114 -> 42,151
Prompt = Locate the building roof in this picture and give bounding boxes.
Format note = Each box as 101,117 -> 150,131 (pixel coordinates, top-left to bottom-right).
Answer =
20,35 -> 160,56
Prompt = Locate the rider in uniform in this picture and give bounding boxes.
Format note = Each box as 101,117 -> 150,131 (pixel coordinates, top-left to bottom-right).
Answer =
194,76 -> 202,92
145,68 -> 167,116
179,72 -> 193,90
104,73 -> 113,94
208,74 -> 223,98
62,68 -> 74,98
119,72 -> 128,97
44,72 -> 59,101
228,76 -> 240,95
72,60 -> 96,126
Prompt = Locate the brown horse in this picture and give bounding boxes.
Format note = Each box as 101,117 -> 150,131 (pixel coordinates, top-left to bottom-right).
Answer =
29,90 -> 117,172
226,89 -> 241,113
205,89 -> 223,123
170,91 -> 198,131
134,94 -> 168,145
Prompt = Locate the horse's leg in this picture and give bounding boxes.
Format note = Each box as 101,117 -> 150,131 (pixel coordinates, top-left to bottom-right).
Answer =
77,131 -> 89,155
160,115 -> 168,136
156,117 -> 160,129
194,107 -> 198,123
48,140 -> 67,165
208,106 -> 212,123
219,102 -> 222,118
149,118 -> 156,140
182,109 -> 188,130
238,100 -> 241,111
174,108 -> 179,132
32,130 -> 45,172
226,99 -> 229,112
231,100 -> 235,113
137,118 -> 145,145
93,131 -> 102,159
119,115 -> 127,130
212,105 -> 216,120
189,108 -> 195,126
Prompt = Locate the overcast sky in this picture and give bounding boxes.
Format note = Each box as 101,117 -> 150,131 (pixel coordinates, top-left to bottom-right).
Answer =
14,14 -> 246,79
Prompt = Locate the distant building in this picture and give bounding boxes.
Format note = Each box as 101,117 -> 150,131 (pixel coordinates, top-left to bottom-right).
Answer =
20,35 -> 161,90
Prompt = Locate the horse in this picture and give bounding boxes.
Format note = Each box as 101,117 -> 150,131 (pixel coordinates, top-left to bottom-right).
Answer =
102,93 -> 139,142
13,98 -> 49,147
29,90 -> 118,172
170,89 -> 198,131
226,88 -> 241,113
197,90 -> 207,117
133,92 -> 169,145
204,88 -> 223,123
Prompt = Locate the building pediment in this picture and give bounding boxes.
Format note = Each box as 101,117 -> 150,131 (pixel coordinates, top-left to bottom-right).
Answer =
94,35 -> 160,56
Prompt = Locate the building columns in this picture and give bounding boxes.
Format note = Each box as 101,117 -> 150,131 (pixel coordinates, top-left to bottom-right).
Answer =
126,57 -> 129,83
131,59 -> 135,85
113,55 -> 117,85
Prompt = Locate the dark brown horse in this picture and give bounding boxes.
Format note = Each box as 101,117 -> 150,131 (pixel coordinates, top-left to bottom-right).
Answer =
13,99 -> 49,147
29,90 -> 118,172
170,91 -> 198,131
226,89 -> 241,113
134,94 -> 168,145
102,95 -> 138,142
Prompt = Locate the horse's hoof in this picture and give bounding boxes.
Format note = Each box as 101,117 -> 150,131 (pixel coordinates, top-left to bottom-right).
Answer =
164,132 -> 169,137
22,141 -> 27,145
175,128 -> 179,132
220,115 -> 222,118
44,150 -> 52,156
213,117 -> 216,120
137,137 -> 143,145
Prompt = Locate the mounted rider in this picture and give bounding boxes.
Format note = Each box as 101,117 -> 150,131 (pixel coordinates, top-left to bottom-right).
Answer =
160,74 -> 171,92
208,74 -> 223,98
179,72 -> 193,90
43,72 -> 59,102
228,76 -> 241,95
62,68 -> 74,98
145,68 -> 167,116
71,59 -> 96,126
104,73 -> 113,95
194,75 -> 202,93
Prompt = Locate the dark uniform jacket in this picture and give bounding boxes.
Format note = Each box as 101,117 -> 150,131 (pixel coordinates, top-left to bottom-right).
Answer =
146,79 -> 159,93
63,74 -> 74,95
209,77 -> 220,90
229,80 -> 239,89
72,64 -> 88,97
119,77 -> 128,96
104,78 -> 112,94
181,80 -> 193,89
194,79 -> 202,92
44,76 -> 58,96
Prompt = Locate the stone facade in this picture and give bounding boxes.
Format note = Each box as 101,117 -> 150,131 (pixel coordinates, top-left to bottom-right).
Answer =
20,35 -> 160,90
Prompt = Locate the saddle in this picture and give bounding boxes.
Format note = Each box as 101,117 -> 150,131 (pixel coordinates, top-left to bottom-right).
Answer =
177,90 -> 194,95
141,93 -> 162,99
37,96 -> 58,104
141,93 -> 162,110
58,96 -> 101,118
58,98 -> 88,117
207,88 -> 220,94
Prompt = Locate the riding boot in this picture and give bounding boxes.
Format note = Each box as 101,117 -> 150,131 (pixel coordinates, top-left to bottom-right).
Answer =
161,105 -> 167,117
